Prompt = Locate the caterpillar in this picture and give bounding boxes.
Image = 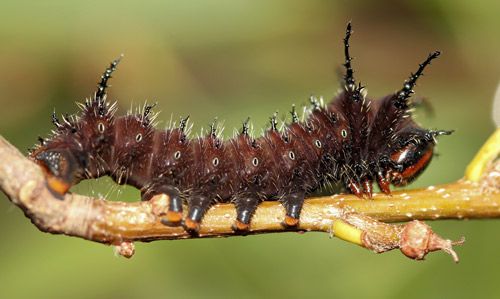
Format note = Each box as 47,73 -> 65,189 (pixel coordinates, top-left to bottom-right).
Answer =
29,23 -> 452,232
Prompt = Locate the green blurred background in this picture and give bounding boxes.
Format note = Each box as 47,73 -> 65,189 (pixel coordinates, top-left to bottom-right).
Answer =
0,1 -> 499,298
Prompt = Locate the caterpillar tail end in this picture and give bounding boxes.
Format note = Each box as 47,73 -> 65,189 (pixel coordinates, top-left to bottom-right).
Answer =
46,176 -> 71,196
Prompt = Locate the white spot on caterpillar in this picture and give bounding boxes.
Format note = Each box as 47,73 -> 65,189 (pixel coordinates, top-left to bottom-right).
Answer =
252,157 -> 259,166
98,122 -> 105,133
174,151 -> 181,160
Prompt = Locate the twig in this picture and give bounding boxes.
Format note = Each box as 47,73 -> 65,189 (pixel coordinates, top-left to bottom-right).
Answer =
0,130 -> 498,260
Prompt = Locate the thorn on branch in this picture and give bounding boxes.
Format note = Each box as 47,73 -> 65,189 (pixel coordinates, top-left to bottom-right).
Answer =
114,241 -> 135,258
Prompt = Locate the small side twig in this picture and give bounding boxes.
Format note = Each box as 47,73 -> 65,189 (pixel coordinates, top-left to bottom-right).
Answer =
0,131 -> 498,260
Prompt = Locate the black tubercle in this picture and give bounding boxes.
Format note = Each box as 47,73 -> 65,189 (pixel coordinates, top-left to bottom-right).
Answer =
269,112 -> 278,131
309,96 -> 320,110
241,117 -> 251,136
343,22 -> 355,91
142,103 -> 156,126
96,55 -> 122,101
179,116 -> 189,131
91,55 -> 123,118
290,105 -> 299,123
29,23 -> 452,233
396,51 -> 441,109
209,118 -> 218,138
51,111 -> 61,128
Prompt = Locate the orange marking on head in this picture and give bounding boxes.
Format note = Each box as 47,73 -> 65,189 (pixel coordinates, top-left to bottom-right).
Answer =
401,148 -> 433,179
47,176 -> 71,195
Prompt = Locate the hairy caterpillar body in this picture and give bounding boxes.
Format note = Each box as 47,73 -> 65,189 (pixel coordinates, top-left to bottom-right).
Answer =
29,23 -> 452,232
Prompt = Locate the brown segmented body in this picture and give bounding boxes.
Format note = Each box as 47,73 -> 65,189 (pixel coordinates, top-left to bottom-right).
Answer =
29,23 -> 452,232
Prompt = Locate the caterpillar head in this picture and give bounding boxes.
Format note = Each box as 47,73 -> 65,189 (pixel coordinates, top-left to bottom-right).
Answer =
30,57 -> 123,195
30,135 -> 85,195
384,129 -> 452,187
30,104 -> 117,195
335,22 -> 453,197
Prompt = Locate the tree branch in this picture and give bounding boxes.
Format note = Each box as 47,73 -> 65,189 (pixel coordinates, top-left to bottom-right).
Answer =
1,130 -> 498,260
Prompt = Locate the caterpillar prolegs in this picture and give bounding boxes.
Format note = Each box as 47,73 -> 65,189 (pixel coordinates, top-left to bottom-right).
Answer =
29,23 -> 452,233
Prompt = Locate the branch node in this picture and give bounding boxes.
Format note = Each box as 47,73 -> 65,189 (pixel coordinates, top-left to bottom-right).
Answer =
19,180 -> 38,204
114,241 -> 135,258
400,220 -> 465,263
150,194 -> 169,217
